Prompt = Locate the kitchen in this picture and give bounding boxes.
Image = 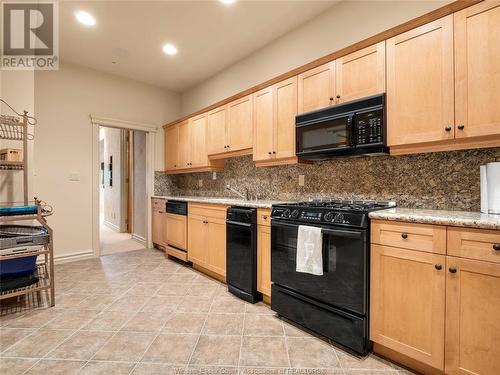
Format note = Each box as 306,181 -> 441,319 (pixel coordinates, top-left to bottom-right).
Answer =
1,1 -> 499,374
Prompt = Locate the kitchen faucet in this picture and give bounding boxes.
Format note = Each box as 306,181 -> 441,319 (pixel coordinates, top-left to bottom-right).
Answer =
226,184 -> 249,200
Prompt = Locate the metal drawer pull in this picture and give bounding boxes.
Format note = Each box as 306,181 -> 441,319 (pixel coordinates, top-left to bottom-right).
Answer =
449,266 -> 457,274
401,232 -> 408,239
435,264 -> 442,270
493,243 -> 500,251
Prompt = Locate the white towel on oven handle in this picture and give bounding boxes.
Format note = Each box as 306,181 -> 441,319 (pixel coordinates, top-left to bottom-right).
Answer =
296,225 -> 323,276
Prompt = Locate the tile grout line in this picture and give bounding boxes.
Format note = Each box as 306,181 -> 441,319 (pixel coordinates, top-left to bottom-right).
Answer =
281,318 -> 292,368
237,301 -> 248,371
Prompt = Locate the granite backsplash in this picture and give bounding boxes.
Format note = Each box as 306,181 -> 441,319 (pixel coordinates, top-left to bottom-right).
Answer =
155,148 -> 500,211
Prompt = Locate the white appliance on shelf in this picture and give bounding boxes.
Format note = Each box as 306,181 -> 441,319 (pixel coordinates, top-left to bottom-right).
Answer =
480,162 -> 500,215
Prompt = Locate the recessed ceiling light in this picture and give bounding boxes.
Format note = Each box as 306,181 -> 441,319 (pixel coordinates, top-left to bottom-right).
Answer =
220,0 -> 236,4
75,11 -> 96,27
162,43 -> 178,56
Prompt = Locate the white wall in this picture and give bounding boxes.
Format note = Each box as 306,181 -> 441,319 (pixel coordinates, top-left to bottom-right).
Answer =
180,0 -> 450,115
33,62 -> 180,260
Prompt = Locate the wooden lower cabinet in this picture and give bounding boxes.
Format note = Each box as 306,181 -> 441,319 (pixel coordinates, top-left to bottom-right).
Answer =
445,256 -> 500,375
257,208 -> 272,299
152,199 -> 166,247
370,244 -> 446,370
187,204 -> 227,278
165,213 -> 187,250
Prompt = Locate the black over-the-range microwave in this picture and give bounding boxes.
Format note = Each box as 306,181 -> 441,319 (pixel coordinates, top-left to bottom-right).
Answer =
295,93 -> 388,160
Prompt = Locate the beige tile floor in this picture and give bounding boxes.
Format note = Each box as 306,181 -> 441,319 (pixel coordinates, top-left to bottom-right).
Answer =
0,249 -> 415,375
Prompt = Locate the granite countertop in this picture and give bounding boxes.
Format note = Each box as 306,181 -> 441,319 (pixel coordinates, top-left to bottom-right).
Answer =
152,195 -> 287,209
369,207 -> 500,230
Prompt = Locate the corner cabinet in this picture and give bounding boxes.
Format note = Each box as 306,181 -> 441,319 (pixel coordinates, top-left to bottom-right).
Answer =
371,220 -> 500,375
253,77 -> 299,166
164,115 -> 223,174
207,95 -> 253,159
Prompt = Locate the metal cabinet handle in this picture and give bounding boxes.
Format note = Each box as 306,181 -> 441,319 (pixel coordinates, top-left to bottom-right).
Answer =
329,97 -> 334,101
401,232 -> 408,239
336,95 -> 341,99
268,151 -> 272,155
493,243 -> 500,251
273,151 -> 276,154
445,126 -> 452,132
449,266 -> 457,274
457,124 -> 465,130
435,264 -> 442,270
263,216 -> 268,220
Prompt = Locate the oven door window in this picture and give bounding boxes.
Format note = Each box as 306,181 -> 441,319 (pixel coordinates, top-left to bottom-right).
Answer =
271,220 -> 367,315
297,115 -> 352,153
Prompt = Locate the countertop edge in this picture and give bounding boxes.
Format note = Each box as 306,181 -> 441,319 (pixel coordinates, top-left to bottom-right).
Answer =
151,195 -> 279,209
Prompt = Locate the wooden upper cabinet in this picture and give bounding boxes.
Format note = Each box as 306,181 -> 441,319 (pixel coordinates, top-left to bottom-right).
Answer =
298,62 -> 335,113
177,120 -> 190,169
274,77 -> 298,159
370,244 -> 446,370
164,124 -> 179,170
207,106 -> 227,155
445,256 -> 500,375
335,42 -> 385,103
253,86 -> 274,161
189,113 -> 208,168
227,94 -> 253,152
454,2 -> 500,139
387,16 -> 455,147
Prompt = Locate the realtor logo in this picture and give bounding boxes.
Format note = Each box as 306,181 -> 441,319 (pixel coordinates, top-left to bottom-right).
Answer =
1,1 -> 59,70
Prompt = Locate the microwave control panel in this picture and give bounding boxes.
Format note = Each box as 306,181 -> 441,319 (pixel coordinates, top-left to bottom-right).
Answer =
355,109 -> 383,145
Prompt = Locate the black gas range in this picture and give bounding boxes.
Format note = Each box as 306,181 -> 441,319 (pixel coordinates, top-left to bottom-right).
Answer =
270,199 -> 395,354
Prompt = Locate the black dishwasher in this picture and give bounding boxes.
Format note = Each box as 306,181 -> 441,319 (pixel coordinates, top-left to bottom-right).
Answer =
226,207 -> 261,303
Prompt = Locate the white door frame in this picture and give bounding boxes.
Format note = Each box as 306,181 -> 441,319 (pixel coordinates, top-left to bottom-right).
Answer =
90,115 -> 158,257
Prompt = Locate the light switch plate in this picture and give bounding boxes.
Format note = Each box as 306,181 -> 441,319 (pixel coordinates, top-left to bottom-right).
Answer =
212,172 -> 217,180
298,175 -> 305,186
198,179 -> 203,188
69,172 -> 80,182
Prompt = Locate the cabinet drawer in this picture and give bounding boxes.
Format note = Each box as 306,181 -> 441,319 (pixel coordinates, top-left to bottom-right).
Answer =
257,209 -> 271,227
188,203 -> 228,219
371,220 -> 446,254
448,227 -> 500,264
152,198 -> 166,213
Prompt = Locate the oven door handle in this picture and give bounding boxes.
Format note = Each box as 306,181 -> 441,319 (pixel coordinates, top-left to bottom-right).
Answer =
272,220 -> 363,238
226,220 -> 252,228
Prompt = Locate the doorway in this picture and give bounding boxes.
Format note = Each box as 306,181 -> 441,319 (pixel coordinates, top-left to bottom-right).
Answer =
91,115 -> 157,258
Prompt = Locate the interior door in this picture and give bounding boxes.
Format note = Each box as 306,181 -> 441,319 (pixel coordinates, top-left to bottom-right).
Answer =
274,76 -> 298,159
177,120 -> 190,169
370,244 -> 445,370
207,106 -> 227,155
387,16 -> 454,146
253,86 -> 274,161
335,42 -> 385,103
445,256 -> 500,375
189,113 -> 208,168
298,62 -> 335,113
164,124 -> 178,170
454,2 -> 500,139
227,95 -> 253,152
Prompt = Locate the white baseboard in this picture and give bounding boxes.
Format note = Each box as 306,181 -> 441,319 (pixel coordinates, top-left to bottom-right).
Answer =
131,233 -> 146,246
53,250 -> 95,265
103,220 -> 120,232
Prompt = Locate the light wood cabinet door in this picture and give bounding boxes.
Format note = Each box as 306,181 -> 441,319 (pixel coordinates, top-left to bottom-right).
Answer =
207,106 -> 227,155
177,120 -> 190,169
257,224 -> 271,297
207,217 -> 226,277
253,86 -> 274,162
227,95 -> 253,152
165,213 -> 187,250
164,124 -> 178,170
274,76 -> 297,159
152,207 -> 164,246
387,16 -> 454,146
445,256 -> 500,375
188,214 -> 208,266
335,41 -> 385,103
298,62 -> 335,113
189,113 -> 208,168
370,244 -> 445,370
455,2 -> 500,139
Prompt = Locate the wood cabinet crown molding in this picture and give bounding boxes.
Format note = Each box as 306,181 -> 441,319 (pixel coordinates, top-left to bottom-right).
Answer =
163,0 -> 481,129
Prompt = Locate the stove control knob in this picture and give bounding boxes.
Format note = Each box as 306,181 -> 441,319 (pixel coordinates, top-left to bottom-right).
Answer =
291,209 -> 300,218
334,213 -> 345,223
324,212 -> 334,222
283,209 -> 291,218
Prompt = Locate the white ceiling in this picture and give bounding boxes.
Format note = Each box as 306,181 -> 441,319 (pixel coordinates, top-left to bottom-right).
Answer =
59,1 -> 338,92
